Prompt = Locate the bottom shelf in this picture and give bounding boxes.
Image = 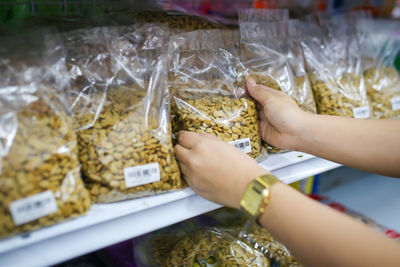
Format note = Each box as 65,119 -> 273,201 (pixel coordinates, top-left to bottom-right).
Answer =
0,152 -> 340,266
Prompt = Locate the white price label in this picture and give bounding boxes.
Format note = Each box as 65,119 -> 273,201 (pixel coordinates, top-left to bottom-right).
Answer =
353,106 -> 370,119
10,190 -> 57,226
124,162 -> 161,188
229,137 -> 252,154
390,96 -> 400,111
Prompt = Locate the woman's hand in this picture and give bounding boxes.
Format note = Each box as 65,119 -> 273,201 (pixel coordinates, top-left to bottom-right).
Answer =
174,131 -> 268,209
246,78 -> 311,150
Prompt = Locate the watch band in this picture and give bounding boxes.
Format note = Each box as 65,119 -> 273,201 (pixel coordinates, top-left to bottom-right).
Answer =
240,174 -> 279,220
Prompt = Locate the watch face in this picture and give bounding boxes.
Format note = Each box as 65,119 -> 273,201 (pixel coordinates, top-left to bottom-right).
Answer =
241,183 -> 264,217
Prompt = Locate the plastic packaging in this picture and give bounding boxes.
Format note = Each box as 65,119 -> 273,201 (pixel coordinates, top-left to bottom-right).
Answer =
63,24 -> 182,203
301,15 -> 370,118
169,29 -> 266,161
240,19 -> 316,153
133,210 -> 302,267
0,32 -> 91,239
239,221 -> 302,266
356,18 -> 400,119
153,227 -> 270,267
238,8 -> 289,22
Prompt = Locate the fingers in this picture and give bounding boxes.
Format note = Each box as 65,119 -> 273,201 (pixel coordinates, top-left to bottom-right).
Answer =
174,144 -> 191,165
177,131 -> 202,149
246,77 -> 279,106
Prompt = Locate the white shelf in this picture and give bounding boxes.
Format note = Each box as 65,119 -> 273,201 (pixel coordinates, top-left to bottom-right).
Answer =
0,151 -> 341,266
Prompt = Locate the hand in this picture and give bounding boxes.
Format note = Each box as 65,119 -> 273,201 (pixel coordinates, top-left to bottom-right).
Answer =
246,78 -> 310,150
174,131 -> 268,209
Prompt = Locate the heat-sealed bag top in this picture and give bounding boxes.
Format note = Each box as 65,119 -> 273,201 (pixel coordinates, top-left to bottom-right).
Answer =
64,24 -> 182,203
169,29 -> 266,161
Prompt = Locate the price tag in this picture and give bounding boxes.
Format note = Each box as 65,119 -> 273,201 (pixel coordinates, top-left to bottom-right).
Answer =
390,96 -> 400,111
229,137 -> 252,154
353,106 -> 370,119
124,162 -> 161,188
10,190 -> 57,226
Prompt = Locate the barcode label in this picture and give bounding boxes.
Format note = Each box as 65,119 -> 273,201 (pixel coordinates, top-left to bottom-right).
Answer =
390,96 -> 400,111
229,137 -> 252,154
353,106 -> 370,119
10,191 -> 57,226
124,162 -> 161,188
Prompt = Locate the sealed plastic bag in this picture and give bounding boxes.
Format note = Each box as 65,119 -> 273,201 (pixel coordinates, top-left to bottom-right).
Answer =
240,20 -> 316,153
356,18 -> 400,119
0,33 -> 91,239
169,29 -> 266,160
238,8 -> 289,22
64,24 -> 182,203
301,15 -> 370,118
154,227 -> 270,267
238,222 -> 302,266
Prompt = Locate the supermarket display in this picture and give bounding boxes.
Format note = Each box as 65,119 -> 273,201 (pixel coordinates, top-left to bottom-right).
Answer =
0,32 -> 91,239
63,24 -> 182,203
0,1 -> 399,265
356,17 -> 400,119
301,14 -> 370,118
168,29 -> 267,160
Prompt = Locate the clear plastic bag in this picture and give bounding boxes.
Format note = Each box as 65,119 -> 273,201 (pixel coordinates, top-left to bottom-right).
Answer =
301,15 -> 370,118
238,221 -> 302,266
238,8 -> 289,22
0,32 -> 91,239
155,227 -> 270,267
356,18 -> 400,119
169,29 -> 267,161
239,20 -> 316,153
63,24 -> 182,203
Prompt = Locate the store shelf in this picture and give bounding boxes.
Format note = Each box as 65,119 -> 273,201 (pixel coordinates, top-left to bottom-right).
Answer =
0,152 -> 341,266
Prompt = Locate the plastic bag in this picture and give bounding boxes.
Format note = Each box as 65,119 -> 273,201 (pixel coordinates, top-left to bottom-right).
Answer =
238,8 -> 289,22
154,227 -> 270,267
63,24 -> 182,203
0,32 -> 91,239
238,221 -> 302,266
301,15 -> 370,118
239,20 -> 316,153
169,29 -> 266,161
356,18 -> 400,119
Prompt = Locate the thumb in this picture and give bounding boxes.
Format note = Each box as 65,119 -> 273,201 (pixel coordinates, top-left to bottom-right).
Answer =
246,77 -> 278,107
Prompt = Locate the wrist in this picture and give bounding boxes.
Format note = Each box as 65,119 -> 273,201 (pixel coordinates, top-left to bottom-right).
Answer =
235,165 -> 269,209
289,111 -> 318,152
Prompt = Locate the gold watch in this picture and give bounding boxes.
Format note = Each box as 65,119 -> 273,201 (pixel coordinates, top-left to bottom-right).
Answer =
240,174 -> 279,220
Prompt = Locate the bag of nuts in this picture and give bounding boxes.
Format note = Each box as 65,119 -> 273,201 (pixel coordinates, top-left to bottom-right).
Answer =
169,29 -> 267,161
301,15 -> 370,119
0,33 -> 91,239
64,24 -> 182,203
239,20 -> 317,153
153,227 -> 270,267
356,18 -> 400,119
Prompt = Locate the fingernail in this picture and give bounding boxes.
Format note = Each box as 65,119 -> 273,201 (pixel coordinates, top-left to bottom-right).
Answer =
246,77 -> 256,87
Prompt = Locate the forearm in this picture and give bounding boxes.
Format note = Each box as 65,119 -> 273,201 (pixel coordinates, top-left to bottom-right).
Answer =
259,183 -> 400,267
294,114 -> 400,177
